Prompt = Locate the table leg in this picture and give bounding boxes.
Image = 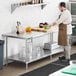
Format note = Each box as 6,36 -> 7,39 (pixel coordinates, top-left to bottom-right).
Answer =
25,39 -> 29,70
25,38 -> 33,70
50,33 -> 53,60
6,37 -> 8,65
26,63 -> 28,70
50,55 -> 52,60
50,33 -> 53,44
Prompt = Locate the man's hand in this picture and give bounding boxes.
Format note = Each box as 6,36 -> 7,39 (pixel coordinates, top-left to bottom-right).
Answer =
52,22 -> 56,26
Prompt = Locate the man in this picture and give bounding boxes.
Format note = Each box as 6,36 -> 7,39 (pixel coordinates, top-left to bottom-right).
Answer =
52,2 -> 72,61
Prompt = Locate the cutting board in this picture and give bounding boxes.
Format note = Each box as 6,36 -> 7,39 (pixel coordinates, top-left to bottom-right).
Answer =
62,65 -> 76,75
32,28 -> 47,32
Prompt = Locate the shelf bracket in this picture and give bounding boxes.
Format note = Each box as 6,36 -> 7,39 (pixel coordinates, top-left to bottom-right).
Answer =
41,4 -> 47,9
11,4 -> 20,13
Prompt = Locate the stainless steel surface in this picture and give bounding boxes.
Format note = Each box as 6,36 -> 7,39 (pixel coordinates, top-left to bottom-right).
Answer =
3,29 -> 61,70
2,31 -> 52,39
9,50 -> 51,63
69,0 -> 76,2
11,3 -> 47,13
6,37 -> 8,65
68,2 -> 76,19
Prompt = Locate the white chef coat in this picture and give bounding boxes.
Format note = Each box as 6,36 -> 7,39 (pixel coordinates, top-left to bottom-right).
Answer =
56,9 -> 72,35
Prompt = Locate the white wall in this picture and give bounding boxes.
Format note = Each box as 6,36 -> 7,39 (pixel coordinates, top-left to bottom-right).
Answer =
0,0 -> 69,60
0,0 -> 69,38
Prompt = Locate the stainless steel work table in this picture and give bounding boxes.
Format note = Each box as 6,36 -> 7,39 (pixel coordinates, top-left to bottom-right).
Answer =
2,26 -> 58,70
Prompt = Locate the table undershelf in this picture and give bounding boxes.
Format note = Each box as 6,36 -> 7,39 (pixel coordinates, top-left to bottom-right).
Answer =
9,47 -> 63,64
9,50 -> 51,64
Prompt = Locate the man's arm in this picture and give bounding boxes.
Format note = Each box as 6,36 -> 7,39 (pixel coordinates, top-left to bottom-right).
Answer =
52,12 -> 68,26
55,13 -> 67,25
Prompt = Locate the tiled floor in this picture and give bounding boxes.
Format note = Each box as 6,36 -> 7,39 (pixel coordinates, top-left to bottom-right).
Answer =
0,46 -> 76,76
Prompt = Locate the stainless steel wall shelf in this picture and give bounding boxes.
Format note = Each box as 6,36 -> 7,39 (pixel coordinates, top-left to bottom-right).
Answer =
11,2 -> 47,13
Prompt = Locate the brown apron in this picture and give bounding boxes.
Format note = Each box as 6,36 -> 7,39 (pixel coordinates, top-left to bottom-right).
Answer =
58,23 -> 67,46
